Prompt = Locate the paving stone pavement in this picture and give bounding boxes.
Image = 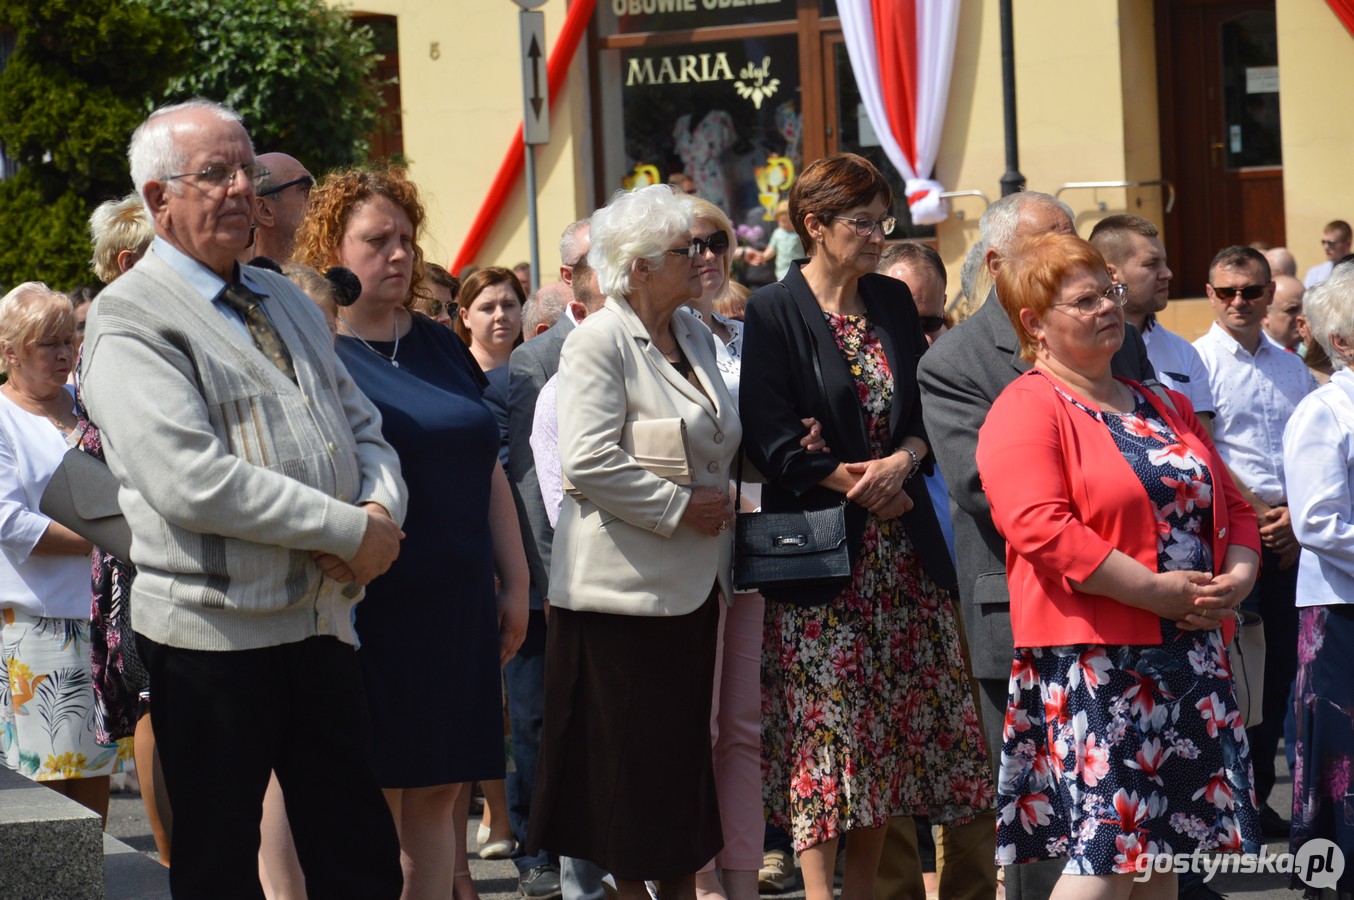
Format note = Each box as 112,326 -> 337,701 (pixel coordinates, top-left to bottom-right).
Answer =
105,754 -> 1308,899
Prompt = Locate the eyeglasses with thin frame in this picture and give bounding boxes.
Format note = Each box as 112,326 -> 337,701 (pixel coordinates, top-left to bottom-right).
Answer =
834,215 -> 898,237
165,162 -> 271,192
258,174 -> 315,198
1210,282 -> 1271,302
1323,238 -> 1347,249
665,232 -> 731,259
1053,282 -> 1127,315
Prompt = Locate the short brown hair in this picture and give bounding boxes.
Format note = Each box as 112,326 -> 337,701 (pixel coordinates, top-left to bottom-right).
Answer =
788,153 -> 892,251
996,234 -> 1110,361
455,266 -> 526,347
878,241 -> 946,285
292,167 -> 430,309
1208,245 -> 1270,284
1325,220 -> 1352,243
1087,215 -> 1160,267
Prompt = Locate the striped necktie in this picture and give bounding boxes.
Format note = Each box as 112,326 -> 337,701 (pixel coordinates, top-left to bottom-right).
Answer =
219,283 -> 297,384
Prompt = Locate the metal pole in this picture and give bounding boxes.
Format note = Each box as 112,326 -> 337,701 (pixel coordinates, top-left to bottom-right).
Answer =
999,0 -> 1025,196
524,140 -> 540,294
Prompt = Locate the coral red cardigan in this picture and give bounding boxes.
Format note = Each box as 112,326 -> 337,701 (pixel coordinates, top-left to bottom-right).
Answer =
976,371 -> 1260,647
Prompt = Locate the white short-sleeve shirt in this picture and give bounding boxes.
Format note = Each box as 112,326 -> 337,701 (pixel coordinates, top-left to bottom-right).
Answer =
1194,321 -> 1317,505
0,388 -> 91,619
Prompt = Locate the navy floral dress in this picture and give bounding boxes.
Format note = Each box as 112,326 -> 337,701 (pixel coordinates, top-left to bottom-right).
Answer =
995,383 -> 1262,875
762,311 -> 993,851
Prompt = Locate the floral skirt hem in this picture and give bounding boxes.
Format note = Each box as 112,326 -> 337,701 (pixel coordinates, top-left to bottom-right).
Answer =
1291,604 -> 1354,896
2,609 -> 119,781
995,620 -> 1261,875
761,518 -> 994,852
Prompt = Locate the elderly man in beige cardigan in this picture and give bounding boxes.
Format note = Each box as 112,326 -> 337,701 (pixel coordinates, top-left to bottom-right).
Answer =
81,99 -> 407,900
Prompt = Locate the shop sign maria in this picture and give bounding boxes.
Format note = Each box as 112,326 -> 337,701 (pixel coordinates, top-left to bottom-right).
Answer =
625,52 -> 781,108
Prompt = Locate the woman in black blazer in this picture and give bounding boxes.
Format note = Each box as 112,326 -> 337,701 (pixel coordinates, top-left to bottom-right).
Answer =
740,154 -> 992,900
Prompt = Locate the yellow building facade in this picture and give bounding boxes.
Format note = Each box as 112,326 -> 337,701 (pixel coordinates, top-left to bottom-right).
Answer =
345,0 -> 1353,318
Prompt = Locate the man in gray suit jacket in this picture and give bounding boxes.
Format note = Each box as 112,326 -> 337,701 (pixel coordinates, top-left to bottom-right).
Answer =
504,218 -> 607,900
917,192 -> 1154,899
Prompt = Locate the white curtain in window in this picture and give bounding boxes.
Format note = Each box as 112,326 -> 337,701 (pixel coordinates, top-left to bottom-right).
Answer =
837,0 -> 960,225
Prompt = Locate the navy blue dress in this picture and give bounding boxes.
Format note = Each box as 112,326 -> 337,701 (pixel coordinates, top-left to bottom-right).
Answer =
337,313 -> 505,788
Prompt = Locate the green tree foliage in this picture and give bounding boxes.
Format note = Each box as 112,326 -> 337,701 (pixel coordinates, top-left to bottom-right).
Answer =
143,0 -> 384,174
0,0 -> 385,289
0,0 -> 190,288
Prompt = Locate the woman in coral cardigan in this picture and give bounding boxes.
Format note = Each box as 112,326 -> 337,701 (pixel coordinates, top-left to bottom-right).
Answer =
975,233 -> 1263,898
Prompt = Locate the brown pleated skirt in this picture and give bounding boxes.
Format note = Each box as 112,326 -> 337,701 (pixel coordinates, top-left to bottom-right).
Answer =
527,589 -> 723,881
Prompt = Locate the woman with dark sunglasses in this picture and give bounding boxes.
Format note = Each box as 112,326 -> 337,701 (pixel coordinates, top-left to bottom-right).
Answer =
679,195 -> 824,900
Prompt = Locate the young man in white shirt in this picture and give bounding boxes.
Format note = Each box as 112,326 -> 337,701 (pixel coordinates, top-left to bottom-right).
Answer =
1090,215 -> 1216,436
1193,245 -> 1318,837
1303,219 -> 1352,288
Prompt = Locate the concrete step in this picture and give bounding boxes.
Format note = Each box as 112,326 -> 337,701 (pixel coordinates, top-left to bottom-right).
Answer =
103,832 -> 169,899
0,766 -> 104,898
0,766 -> 168,899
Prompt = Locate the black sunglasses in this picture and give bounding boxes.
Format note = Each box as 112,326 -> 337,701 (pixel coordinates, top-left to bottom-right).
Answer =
1210,282 -> 1270,302
919,315 -> 945,334
258,175 -> 315,198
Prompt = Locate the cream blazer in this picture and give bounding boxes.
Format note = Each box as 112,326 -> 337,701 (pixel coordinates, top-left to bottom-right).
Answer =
550,296 -> 742,616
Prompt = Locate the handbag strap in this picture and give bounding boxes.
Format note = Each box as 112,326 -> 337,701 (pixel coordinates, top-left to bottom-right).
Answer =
736,297 -> 836,510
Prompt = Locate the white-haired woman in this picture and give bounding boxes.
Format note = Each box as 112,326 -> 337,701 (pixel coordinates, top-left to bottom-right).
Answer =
527,185 -> 741,900
0,283 -> 117,818
1283,263 -> 1354,897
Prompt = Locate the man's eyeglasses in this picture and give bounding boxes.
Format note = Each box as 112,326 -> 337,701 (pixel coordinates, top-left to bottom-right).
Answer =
665,232 -> 731,259
1054,283 -> 1127,315
834,215 -> 897,237
1210,282 -> 1271,302
259,175 -> 315,198
919,315 -> 946,334
1323,239 -> 1347,249
165,163 -> 271,192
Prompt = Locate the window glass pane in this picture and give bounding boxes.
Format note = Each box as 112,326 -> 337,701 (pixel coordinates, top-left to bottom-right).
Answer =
832,43 -> 934,238
1221,11 -> 1281,169
597,35 -> 804,279
597,0 -> 795,35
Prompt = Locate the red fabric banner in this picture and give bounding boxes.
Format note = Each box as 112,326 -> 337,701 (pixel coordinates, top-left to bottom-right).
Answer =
870,0 -> 919,167
451,0 -> 597,273
1329,0 -> 1354,36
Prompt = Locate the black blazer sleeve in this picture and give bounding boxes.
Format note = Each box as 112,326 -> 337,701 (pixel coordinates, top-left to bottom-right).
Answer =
740,265 -> 956,598
739,283 -> 844,495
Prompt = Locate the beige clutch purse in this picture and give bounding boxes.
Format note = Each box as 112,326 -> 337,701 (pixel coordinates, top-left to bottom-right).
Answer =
564,416 -> 693,493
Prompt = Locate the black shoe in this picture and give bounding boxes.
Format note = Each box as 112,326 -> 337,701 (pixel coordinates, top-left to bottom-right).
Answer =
520,865 -> 563,900
1258,803 -> 1291,838
1179,881 -> 1227,900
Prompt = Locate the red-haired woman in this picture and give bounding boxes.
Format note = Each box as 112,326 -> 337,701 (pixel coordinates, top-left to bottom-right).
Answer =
976,232 -> 1262,898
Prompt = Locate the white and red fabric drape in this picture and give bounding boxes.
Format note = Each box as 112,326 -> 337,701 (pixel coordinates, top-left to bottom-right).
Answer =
837,0 -> 960,226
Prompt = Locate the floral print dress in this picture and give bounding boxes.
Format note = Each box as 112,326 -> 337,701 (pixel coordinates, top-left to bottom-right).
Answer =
761,311 -> 993,851
1292,604 -> 1354,896
995,384 -> 1262,874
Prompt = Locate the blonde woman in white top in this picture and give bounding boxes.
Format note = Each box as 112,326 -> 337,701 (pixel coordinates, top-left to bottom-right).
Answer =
0,283 -> 114,819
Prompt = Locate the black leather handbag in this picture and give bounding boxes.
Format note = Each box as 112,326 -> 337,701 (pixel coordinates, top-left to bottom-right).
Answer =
732,300 -> 851,604
732,503 -> 850,597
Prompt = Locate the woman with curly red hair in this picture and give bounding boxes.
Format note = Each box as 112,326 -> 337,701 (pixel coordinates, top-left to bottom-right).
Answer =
294,168 -> 529,900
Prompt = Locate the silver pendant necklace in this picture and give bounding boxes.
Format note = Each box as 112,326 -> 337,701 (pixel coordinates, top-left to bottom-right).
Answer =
338,312 -> 401,368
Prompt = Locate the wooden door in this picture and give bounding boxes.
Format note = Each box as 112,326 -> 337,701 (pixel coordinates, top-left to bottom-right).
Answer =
1156,1 -> 1284,296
